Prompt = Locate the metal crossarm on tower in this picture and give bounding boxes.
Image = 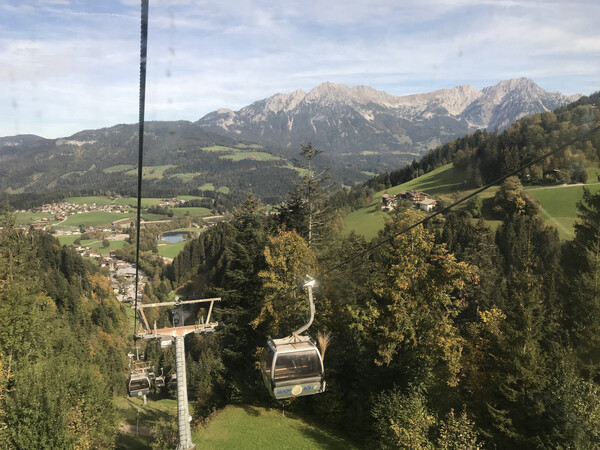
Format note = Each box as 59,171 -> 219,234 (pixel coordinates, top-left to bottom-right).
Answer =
135,297 -> 220,340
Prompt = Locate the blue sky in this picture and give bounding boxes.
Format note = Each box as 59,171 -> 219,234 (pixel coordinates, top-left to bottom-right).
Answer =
1,0 -> 598,138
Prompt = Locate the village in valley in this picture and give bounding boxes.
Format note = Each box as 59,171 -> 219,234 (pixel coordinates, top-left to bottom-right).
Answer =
1,195 -> 221,307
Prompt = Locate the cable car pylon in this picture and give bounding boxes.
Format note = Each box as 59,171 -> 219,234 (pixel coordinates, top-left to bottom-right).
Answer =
136,296 -> 221,450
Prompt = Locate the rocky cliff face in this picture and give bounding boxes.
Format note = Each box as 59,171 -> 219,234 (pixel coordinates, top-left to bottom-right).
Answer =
197,78 -> 580,158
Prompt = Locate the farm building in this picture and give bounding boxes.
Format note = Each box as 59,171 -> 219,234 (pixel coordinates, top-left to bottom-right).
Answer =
419,198 -> 438,212
399,190 -> 430,203
381,193 -> 397,212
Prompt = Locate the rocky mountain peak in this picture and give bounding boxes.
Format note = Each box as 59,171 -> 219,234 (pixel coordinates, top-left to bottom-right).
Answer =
481,77 -> 543,102
305,82 -> 353,104
196,78 -> 580,162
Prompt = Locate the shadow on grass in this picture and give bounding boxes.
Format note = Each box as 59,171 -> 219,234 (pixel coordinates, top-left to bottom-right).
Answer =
117,396 -> 174,426
241,404 -> 262,417
115,432 -> 152,450
480,196 -> 498,218
297,424 -> 357,450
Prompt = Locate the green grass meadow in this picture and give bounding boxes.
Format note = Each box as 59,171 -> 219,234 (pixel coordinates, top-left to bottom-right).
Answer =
103,164 -> 135,173
234,143 -> 263,149
114,197 -> 163,207
199,183 -> 215,191
343,162 -> 600,242
56,235 -> 127,254
157,241 -> 187,258
65,196 -> 115,205
526,183 -> 600,240
219,152 -> 282,162
192,405 -> 358,450
196,182 -> 228,193
177,195 -> 204,201
56,234 -> 82,246
124,165 -> 176,179
169,173 -> 200,182
343,164 -> 464,240
115,398 -> 357,450
201,145 -> 236,152
201,144 -> 281,162
87,239 -> 126,254
57,211 -> 135,228
64,196 -> 165,208
171,207 -> 212,218
141,213 -> 172,222
6,212 -> 55,225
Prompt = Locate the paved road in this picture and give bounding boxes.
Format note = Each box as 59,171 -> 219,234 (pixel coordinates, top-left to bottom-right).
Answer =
526,182 -> 600,191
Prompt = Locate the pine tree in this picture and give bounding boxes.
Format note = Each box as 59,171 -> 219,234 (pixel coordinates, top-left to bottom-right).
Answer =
279,143 -> 331,248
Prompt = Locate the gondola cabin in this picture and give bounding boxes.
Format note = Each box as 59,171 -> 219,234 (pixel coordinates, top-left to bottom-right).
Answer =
261,335 -> 325,400
128,372 -> 151,397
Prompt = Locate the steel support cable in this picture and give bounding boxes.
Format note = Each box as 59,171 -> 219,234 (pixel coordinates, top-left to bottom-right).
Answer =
240,123 -> 600,315
133,0 -> 149,340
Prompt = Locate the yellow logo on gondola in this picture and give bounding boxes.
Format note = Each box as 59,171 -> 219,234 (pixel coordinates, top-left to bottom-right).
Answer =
291,385 -> 303,396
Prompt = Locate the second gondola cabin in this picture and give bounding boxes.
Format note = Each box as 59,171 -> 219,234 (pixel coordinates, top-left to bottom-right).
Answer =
128,372 -> 151,397
261,334 -> 325,399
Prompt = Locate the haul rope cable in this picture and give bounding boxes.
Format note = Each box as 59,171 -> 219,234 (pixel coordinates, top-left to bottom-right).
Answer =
240,122 -> 600,315
133,0 -> 149,340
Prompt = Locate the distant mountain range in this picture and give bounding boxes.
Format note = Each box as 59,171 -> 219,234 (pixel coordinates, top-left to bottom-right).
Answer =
0,78 -> 582,201
0,122 -> 316,202
197,78 -> 580,169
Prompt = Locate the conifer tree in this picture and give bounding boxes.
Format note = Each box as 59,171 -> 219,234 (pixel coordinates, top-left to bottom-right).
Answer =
279,143 -> 331,248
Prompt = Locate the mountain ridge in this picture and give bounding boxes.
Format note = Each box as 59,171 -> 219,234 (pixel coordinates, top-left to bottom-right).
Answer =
196,78 -> 581,167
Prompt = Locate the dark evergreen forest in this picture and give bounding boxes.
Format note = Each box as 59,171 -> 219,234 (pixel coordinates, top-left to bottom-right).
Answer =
0,215 -> 129,448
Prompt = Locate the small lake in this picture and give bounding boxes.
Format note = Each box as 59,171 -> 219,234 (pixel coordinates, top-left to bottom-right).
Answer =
159,231 -> 186,243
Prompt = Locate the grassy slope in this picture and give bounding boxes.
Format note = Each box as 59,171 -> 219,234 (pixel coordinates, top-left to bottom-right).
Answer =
169,173 -> 199,182
56,235 -> 126,254
201,145 -> 236,152
192,405 -> 358,450
115,198 -> 163,207
114,398 -> 356,450
6,212 -> 56,225
56,235 -> 81,246
157,241 -> 187,258
219,152 -> 282,162
177,195 -> 205,201
172,207 -> 212,218
124,165 -> 176,179
343,163 -> 599,241
526,183 -> 600,240
103,164 -> 135,173
66,196 -> 115,205
57,211 -> 135,228
65,196 -> 162,208
114,396 -> 176,450
343,164 -> 464,240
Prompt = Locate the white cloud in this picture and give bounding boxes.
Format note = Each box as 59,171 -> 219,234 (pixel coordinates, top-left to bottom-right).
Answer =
1,0 -> 598,137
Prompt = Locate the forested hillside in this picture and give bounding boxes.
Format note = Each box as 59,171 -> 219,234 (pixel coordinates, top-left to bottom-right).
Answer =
0,121 -> 363,208
0,214 -> 129,448
357,91 -> 600,205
